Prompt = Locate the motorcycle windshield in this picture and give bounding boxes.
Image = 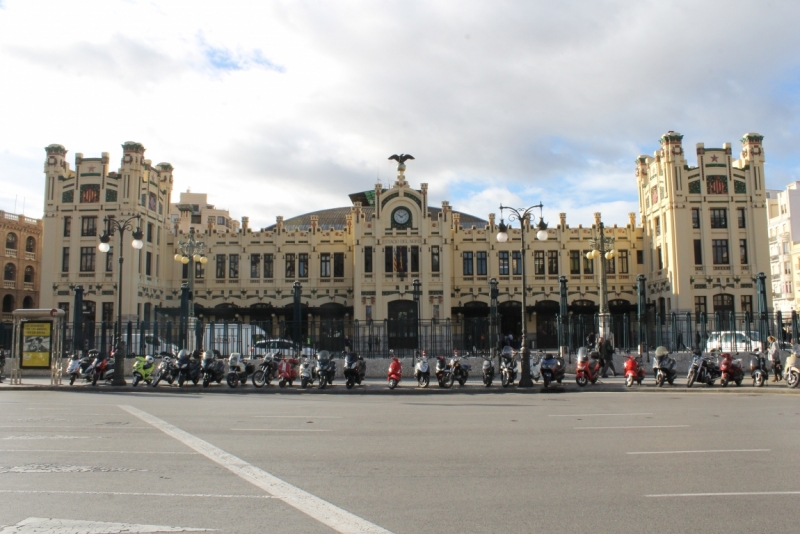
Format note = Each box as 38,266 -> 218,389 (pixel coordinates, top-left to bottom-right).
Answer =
345,355 -> 358,366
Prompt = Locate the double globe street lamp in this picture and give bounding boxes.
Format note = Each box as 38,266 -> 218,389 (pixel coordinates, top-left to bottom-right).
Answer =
98,214 -> 144,386
174,227 -> 208,339
496,202 -> 548,387
585,221 -> 616,338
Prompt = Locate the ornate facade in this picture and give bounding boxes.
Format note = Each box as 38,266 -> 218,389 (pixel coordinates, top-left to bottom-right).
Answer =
39,132 -> 773,348
1,211 -> 42,322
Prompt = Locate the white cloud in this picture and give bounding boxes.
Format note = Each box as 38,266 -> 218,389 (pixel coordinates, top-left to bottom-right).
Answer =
1,0 -> 800,225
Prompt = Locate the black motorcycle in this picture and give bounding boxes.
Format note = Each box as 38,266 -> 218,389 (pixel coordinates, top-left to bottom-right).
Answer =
176,349 -> 202,387
151,355 -> 179,387
447,352 -> 471,387
499,346 -> 517,388
201,351 -> 226,387
750,351 -> 769,387
654,353 -> 677,387
227,352 -> 256,388
343,352 -> 366,389
252,353 -> 280,388
686,350 -> 721,387
482,353 -> 495,387
314,350 -> 336,389
539,351 -> 565,388
435,356 -> 452,388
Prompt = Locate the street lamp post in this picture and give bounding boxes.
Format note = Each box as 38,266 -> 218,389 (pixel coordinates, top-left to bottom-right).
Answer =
586,221 -> 616,338
98,215 -> 144,386
412,278 -> 421,350
496,202 -> 548,388
174,227 -> 208,323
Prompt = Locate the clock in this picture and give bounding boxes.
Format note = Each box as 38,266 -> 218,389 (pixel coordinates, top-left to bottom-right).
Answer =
392,207 -> 411,228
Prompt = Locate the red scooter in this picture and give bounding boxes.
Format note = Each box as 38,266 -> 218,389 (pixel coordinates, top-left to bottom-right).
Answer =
575,347 -> 602,387
276,357 -> 298,388
719,352 -> 744,387
624,354 -> 646,387
387,354 -> 402,389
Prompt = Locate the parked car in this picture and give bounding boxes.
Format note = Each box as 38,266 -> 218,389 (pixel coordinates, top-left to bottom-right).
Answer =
127,334 -> 178,357
705,331 -> 765,353
252,339 -> 315,358
202,323 -> 268,356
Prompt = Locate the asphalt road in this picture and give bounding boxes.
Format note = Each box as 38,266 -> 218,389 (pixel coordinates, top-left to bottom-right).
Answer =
0,389 -> 798,533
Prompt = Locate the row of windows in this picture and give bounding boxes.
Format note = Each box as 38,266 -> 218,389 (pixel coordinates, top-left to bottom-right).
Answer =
691,207 -> 747,229
3,233 -> 36,252
694,295 -> 752,315
692,239 -> 748,265
64,216 -> 160,245
3,263 -> 35,282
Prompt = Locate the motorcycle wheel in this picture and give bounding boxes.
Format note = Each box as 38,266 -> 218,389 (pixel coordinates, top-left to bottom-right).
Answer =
687,370 -> 696,388
132,374 -> 141,387
501,373 -> 510,388
543,375 -> 551,388
279,379 -> 286,388
388,378 -> 397,389
252,370 -> 266,388
787,370 -> 799,388
483,375 -> 492,387
655,373 -> 664,388
318,377 -> 327,390
576,375 -> 587,387
734,378 -> 742,387
227,374 -> 239,388
346,378 -> 354,389
202,377 -> 210,388
178,375 -> 185,387
448,373 -> 455,388
69,374 -> 76,386
459,377 -> 467,386
152,373 -> 162,388
754,371 -> 764,387
667,376 -> 674,385
192,378 -> 199,385
720,378 -> 728,387
301,377 -> 308,389
625,376 -> 633,388
419,375 -> 429,388
92,374 -> 98,386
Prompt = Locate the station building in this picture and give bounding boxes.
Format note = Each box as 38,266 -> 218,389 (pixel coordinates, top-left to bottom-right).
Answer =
39,132 -> 773,349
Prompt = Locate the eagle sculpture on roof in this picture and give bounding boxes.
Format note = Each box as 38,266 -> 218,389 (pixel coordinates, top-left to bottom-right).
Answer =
388,154 -> 414,173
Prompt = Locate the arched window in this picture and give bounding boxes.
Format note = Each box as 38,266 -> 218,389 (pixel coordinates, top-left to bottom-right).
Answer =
22,296 -> 33,309
5,233 -> 17,250
4,263 -> 15,281
24,266 -> 34,283
2,294 -> 14,312
25,236 -> 35,253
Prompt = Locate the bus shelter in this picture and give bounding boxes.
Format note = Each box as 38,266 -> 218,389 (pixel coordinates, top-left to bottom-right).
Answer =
9,308 -> 66,385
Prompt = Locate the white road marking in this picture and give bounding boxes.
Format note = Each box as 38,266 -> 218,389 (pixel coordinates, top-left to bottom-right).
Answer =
575,425 -> 690,430
231,428 -> 331,432
120,405 -> 392,534
550,413 -> 653,417
0,517 -> 211,533
0,464 -> 145,473
0,425 -> 151,429
2,436 -> 100,440
0,449 -> 196,454
647,491 -> 800,498
0,489 -> 273,499
253,415 -> 342,418
628,449 -> 770,455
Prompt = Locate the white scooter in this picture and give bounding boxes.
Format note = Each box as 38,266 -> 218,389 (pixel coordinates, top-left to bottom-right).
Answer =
299,356 -> 314,388
414,350 -> 430,387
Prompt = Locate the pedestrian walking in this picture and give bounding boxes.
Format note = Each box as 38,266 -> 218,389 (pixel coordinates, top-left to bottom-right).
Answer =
694,331 -> 701,351
0,345 -> 5,383
586,331 -> 596,349
601,336 -> 616,378
343,334 -> 351,353
768,335 -> 783,382
677,331 -> 687,351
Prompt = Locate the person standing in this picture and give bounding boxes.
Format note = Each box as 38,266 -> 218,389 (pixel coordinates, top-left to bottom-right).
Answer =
586,331 -> 596,349
768,335 -> 783,382
0,345 -> 5,383
601,336 -> 616,378
694,331 -> 701,352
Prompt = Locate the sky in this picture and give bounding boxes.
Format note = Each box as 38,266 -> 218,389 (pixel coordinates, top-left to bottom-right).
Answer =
2,0 -> 800,229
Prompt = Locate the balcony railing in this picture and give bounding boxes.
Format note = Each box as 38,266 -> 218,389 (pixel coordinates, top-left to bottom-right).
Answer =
5,248 -> 16,258
3,280 -> 15,289
23,282 -> 34,291
25,252 -> 35,260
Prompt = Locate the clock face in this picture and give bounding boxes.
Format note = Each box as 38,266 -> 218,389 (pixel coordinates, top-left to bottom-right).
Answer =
393,208 -> 410,225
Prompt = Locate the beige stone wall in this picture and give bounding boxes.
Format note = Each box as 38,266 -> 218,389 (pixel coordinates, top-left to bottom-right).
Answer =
0,211 -> 42,321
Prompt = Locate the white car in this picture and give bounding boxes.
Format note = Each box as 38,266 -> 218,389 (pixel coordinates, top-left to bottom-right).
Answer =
252,339 -> 315,358
705,331 -> 763,353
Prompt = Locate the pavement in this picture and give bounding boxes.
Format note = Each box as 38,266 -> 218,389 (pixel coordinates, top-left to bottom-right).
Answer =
0,388 -> 798,533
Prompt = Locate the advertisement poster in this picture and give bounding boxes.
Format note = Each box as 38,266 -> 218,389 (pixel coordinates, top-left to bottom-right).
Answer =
20,321 -> 52,369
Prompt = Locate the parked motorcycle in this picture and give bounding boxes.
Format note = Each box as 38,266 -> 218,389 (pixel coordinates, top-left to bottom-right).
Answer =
299,356 -> 314,388
314,351 -> 336,389
539,351 -> 565,388
687,350 -> 721,387
132,355 -> 155,387
387,354 -> 402,389
88,351 -> 113,386
499,346 -> 517,388
435,356 -> 451,388
151,354 -> 179,387
719,352 -> 744,387
343,352 -> 366,389
227,352 -> 256,388
201,350 -> 226,387
252,353 -> 279,388
623,353 -> 646,387
653,346 -> 677,387
64,352 -> 92,385
750,351 -> 769,387
414,350 -> 430,388
785,349 -> 799,388
176,349 -> 202,387
575,347 -> 601,387
277,357 -> 299,388
482,352 -> 495,387
449,350 -> 471,387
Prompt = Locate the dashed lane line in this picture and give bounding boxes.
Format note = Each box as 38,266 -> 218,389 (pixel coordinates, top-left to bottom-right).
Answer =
575,425 -> 690,430
647,491 -> 800,498
549,413 -> 653,417
628,449 -> 770,455
0,449 -> 196,454
119,405 -> 392,534
0,489 -> 273,498
230,428 -> 331,432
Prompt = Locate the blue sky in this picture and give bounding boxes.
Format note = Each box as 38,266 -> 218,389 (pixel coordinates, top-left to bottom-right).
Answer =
1,0 -> 800,229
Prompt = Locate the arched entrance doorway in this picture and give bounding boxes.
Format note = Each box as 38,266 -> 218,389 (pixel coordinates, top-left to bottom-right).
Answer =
498,301 -> 521,348
317,302 -> 346,351
713,293 -> 735,330
570,299 -> 598,348
534,300 -> 559,349
22,296 -> 34,309
387,300 -> 418,350
460,301 -> 490,353
609,299 -> 635,349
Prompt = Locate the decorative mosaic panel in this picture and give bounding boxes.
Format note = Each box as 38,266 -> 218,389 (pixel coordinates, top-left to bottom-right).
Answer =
79,184 -> 100,203
734,180 -> 746,194
706,175 -> 728,194
105,189 -> 117,202
688,180 -> 701,194
650,187 -> 658,205
62,189 -> 74,203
